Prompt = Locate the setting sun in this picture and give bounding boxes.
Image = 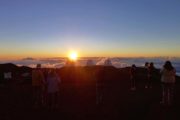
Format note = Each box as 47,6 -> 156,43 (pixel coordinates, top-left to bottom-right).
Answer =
69,52 -> 78,61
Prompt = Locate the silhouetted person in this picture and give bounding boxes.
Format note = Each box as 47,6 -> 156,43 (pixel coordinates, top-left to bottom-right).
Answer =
130,64 -> 137,91
47,69 -> 61,109
144,62 -> 150,88
96,68 -> 105,105
42,68 -> 49,106
32,64 -> 45,107
160,61 -> 176,106
95,71 -> 102,105
147,62 -> 156,88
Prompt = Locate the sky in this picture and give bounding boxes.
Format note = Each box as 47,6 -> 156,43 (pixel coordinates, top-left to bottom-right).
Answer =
0,0 -> 180,59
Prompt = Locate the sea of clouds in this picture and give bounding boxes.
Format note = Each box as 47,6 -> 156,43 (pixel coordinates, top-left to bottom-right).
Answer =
0,57 -> 180,75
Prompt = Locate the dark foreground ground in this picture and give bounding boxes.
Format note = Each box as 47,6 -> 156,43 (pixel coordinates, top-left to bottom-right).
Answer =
0,66 -> 180,120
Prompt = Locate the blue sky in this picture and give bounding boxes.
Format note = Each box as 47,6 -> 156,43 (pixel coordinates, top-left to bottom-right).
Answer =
0,0 -> 180,59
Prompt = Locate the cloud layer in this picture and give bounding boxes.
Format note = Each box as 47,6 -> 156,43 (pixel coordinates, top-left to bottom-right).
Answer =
0,57 -> 180,75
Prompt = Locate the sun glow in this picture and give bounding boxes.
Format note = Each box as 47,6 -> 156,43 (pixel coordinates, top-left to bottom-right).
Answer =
69,51 -> 78,61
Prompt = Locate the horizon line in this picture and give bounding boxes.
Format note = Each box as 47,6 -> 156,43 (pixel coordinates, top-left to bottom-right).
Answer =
1,56 -> 180,61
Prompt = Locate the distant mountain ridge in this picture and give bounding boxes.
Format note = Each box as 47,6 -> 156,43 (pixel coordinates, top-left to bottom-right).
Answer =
0,63 -> 32,72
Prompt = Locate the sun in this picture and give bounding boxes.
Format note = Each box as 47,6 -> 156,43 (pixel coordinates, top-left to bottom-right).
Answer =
69,51 -> 78,61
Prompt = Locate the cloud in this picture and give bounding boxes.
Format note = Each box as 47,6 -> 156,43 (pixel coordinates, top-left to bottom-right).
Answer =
0,57 -> 180,76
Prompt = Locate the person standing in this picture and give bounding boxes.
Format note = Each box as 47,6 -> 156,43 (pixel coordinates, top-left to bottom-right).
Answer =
144,62 -> 150,88
130,64 -> 137,91
160,61 -> 176,106
147,62 -> 156,88
32,64 -> 45,107
47,69 -> 61,109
